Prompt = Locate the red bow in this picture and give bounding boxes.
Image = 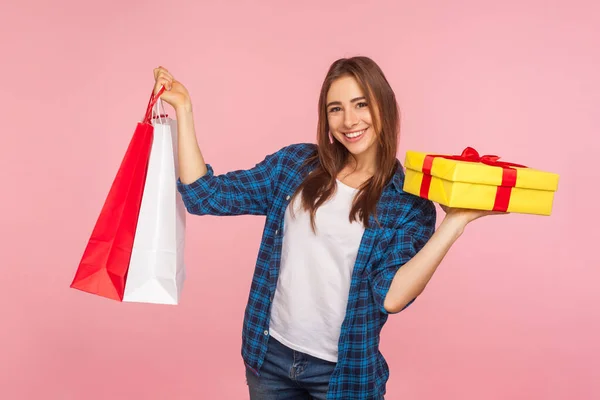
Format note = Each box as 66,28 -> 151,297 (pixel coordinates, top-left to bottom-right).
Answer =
420,147 -> 527,212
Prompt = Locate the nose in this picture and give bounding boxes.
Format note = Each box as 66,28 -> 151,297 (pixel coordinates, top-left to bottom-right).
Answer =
344,108 -> 360,129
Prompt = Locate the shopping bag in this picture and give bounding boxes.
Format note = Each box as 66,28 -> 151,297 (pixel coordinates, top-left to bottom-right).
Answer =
122,99 -> 186,305
70,87 -> 165,301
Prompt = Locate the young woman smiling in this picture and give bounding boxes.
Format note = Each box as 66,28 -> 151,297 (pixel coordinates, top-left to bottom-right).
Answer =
152,56 -> 500,399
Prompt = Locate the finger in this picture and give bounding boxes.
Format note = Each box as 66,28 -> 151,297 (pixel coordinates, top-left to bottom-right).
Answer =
156,66 -> 174,82
154,66 -> 165,80
154,77 -> 171,95
156,88 -> 179,108
156,70 -> 171,81
154,66 -> 173,80
162,69 -> 175,82
157,72 -> 174,89
158,70 -> 174,82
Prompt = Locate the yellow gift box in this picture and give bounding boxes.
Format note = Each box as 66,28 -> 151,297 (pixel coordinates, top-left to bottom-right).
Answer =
403,147 -> 559,216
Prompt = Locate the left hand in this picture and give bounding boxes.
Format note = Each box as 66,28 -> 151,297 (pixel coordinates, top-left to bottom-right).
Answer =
439,204 -> 508,225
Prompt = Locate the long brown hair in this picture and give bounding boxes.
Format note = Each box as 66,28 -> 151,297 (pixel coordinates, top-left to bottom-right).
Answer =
291,56 -> 401,233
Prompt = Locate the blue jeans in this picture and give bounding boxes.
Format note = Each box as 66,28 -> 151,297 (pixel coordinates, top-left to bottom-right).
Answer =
245,336 -> 337,400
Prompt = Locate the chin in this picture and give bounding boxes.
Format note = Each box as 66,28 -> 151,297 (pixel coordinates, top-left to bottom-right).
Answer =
345,144 -> 370,156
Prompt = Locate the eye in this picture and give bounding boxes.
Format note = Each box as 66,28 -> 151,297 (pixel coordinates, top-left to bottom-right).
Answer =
328,107 -> 341,113
357,102 -> 368,108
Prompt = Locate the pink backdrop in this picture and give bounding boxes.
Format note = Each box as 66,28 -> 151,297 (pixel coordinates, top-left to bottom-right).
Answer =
2,0 -> 599,399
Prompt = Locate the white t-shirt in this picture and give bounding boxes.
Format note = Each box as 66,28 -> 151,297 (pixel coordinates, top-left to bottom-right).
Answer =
269,179 -> 365,362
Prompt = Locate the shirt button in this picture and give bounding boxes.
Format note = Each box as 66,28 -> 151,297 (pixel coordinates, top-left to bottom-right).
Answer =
264,330 -> 269,336
275,229 -> 279,235
286,195 -> 290,200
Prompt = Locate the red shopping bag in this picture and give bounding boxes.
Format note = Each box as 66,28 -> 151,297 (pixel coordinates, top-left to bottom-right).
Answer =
70,87 -> 166,301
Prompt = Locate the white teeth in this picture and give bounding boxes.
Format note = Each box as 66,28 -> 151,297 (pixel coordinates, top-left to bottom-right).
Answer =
345,129 -> 366,138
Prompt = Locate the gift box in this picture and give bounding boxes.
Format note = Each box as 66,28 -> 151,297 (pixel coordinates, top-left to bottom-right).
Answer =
403,147 -> 559,216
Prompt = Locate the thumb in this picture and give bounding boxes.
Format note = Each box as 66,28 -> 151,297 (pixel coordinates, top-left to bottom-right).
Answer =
156,88 -> 179,108
153,82 -> 166,97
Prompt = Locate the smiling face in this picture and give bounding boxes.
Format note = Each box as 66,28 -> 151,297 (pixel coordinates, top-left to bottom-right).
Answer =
326,75 -> 380,168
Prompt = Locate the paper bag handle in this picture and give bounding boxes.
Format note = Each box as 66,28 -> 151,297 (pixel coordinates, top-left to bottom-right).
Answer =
143,86 -> 166,124
151,97 -> 169,124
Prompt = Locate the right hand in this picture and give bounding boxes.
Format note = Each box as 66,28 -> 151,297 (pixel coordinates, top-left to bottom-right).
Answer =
153,66 -> 192,112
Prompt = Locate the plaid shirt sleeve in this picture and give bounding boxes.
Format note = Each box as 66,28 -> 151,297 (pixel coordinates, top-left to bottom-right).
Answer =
369,197 -> 437,315
176,148 -> 283,216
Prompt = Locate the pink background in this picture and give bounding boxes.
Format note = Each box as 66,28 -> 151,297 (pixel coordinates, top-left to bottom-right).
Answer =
2,0 -> 599,399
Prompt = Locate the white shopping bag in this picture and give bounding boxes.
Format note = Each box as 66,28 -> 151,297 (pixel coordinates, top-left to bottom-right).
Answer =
123,99 -> 186,304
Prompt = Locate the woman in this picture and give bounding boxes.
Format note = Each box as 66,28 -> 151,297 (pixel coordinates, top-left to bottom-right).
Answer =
153,57 -> 500,399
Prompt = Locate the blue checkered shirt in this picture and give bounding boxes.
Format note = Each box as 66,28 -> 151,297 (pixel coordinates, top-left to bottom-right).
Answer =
177,143 -> 436,399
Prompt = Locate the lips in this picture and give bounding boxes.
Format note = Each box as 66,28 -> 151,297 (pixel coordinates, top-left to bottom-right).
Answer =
343,129 -> 366,139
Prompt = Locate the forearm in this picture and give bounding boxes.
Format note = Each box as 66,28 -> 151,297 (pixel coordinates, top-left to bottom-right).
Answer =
175,105 -> 208,184
383,215 -> 468,313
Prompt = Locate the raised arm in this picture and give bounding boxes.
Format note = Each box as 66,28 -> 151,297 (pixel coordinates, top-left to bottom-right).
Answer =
153,66 -> 206,184
153,66 -> 282,216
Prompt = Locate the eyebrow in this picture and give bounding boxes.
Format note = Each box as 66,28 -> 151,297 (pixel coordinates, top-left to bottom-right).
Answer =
326,96 -> 366,108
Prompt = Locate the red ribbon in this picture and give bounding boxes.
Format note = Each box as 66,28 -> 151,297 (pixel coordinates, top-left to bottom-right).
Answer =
419,147 -> 527,212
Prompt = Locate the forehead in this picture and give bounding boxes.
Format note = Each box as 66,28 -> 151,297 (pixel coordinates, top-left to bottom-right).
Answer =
326,75 -> 365,102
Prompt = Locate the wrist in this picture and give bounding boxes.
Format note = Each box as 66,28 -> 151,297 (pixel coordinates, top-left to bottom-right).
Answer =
175,101 -> 193,114
440,213 -> 469,237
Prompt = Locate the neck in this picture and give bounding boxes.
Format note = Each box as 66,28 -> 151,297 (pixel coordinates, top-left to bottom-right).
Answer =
345,151 -> 377,176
